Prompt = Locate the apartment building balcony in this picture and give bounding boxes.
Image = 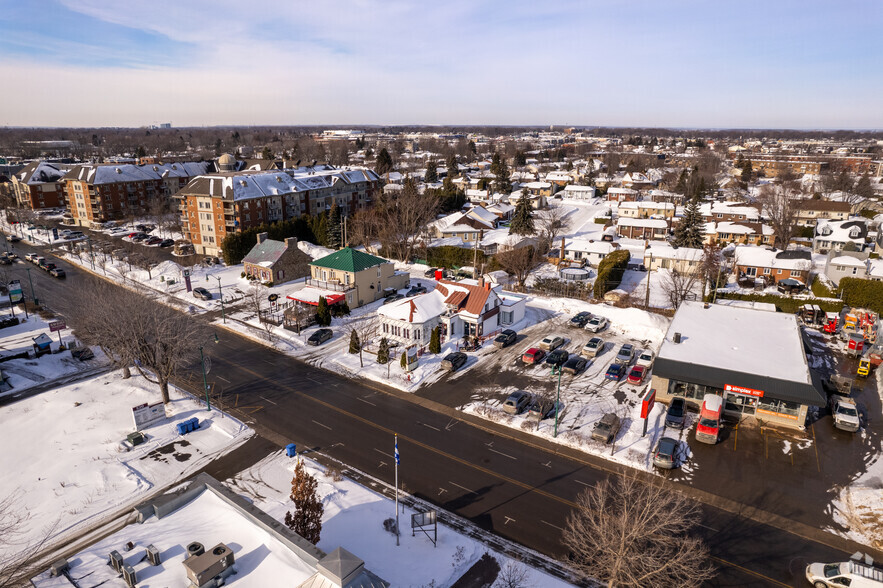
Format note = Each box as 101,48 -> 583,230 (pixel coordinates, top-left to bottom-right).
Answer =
305,278 -> 354,292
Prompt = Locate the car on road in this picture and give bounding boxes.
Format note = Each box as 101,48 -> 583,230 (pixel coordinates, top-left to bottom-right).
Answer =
569,311 -> 593,328
493,329 -> 517,349
25,253 -> 38,263
830,396 -> 860,432
539,335 -> 565,351
440,352 -> 468,372
521,347 -> 546,365
604,363 -> 625,381
561,355 -> 587,375
406,285 -> 427,297
41,262 -> 57,272
49,267 -> 66,278
584,315 -> 609,332
33,256 -> 47,267
192,287 -> 213,301
614,343 -> 635,365
502,390 -> 531,415
307,328 -> 333,346
653,437 -> 680,470
636,349 -> 655,369
592,413 -> 621,444
527,400 -> 564,420
665,397 -> 687,429
581,336 -> 605,358
627,365 -> 647,385
382,293 -> 405,304
805,560 -> 883,588
7,235 -> 20,242
159,239 -> 175,248
544,348 -> 569,367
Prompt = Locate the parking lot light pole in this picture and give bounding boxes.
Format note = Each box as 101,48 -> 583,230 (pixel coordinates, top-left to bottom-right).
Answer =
210,275 -> 225,323
86,237 -> 95,270
553,366 -> 562,438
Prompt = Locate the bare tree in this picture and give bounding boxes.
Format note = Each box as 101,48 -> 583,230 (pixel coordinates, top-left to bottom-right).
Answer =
374,179 -> 440,261
347,316 -> 377,368
496,557 -> 531,588
562,474 -> 715,587
535,205 -> 570,252
757,183 -> 801,248
0,491 -> 61,588
246,282 -> 267,322
284,301 -> 315,334
659,268 -> 699,309
494,246 -> 538,290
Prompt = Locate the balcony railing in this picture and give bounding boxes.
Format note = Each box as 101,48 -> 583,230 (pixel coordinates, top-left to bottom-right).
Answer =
305,278 -> 353,292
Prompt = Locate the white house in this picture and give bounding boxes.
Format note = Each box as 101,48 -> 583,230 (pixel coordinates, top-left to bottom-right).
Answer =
561,184 -> 597,200
813,219 -> 868,254
642,241 -> 704,273
562,239 -> 618,266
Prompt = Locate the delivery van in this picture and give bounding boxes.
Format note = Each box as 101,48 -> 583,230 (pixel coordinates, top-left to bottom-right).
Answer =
695,394 -> 723,445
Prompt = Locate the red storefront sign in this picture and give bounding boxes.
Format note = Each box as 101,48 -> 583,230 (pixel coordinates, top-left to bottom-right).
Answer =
725,384 -> 764,398
640,388 -> 656,419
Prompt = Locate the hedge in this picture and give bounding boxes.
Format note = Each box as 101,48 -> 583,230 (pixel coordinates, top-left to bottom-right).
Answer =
593,249 -> 630,299
424,246 -> 488,270
713,292 -> 844,315
220,214 -> 320,265
838,277 -> 883,315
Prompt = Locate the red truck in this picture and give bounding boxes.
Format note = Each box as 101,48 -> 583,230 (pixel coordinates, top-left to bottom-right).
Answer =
695,394 -> 723,445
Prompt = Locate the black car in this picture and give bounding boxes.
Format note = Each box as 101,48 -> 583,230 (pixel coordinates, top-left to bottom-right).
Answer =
382,293 -> 405,304
307,328 -> 333,346
159,239 -> 175,248
424,267 -> 438,278
406,285 -> 427,297
569,311 -> 593,328
493,329 -> 517,349
561,355 -> 587,375
544,348 -> 570,367
441,352 -> 467,372
665,397 -> 687,429
7,235 -> 20,243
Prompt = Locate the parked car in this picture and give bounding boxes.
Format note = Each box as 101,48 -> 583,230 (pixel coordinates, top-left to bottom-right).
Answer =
545,348 -> 569,367
830,396 -> 860,432
159,239 -> 175,248
493,329 -> 517,349
592,413 -> 621,444
382,293 -> 405,304
406,285 -> 427,297
581,336 -> 605,358
585,315 -> 609,333
636,349 -> 655,369
614,343 -> 635,365
34,257 -> 47,267
7,235 -> 20,243
423,267 -> 438,278
49,267 -> 66,278
653,437 -> 680,470
561,355 -> 588,375
192,287 -> 213,300
527,400 -> 564,420
569,311 -> 593,328
502,390 -> 531,415
307,328 -> 333,346
605,363 -> 625,381
122,232 -> 141,242
539,335 -> 565,351
440,352 -> 468,372
627,365 -> 647,385
664,397 -> 687,429
41,262 -> 57,272
132,234 -> 150,243
695,394 -> 723,445
144,236 -> 164,247
804,560 -> 883,588
521,347 -> 546,365
25,253 -> 38,263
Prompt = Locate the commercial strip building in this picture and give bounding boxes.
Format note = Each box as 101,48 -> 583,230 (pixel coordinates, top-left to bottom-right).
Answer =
650,302 -> 825,430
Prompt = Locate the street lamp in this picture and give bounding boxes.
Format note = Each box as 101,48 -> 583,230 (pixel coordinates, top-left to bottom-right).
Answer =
553,365 -> 562,438
208,274 -> 225,323
86,237 -> 95,270
198,333 -> 220,411
25,267 -> 37,307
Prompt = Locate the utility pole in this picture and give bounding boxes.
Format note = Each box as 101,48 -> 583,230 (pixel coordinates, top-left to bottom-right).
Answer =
25,267 -> 37,307
199,346 -> 211,412
644,252 -> 652,308
211,275 -> 225,323
553,366 -> 562,438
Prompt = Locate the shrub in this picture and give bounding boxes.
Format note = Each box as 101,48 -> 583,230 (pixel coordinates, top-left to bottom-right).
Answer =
377,338 -> 390,364
593,249 -> 630,299
429,326 -> 441,354
839,277 -> 883,315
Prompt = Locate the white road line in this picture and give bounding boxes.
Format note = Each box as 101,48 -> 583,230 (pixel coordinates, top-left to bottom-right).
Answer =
261,358 -> 275,365
259,396 -> 277,405
488,447 -> 517,460
541,520 -> 565,532
504,516 -> 516,525
450,481 -> 478,495
306,377 -> 323,385
217,376 -> 231,383
357,397 -> 376,406
575,479 -> 592,487
541,460 -> 552,468
438,488 -> 448,496
311,420 -> 332,431
373,448 -> 391,458
696,523 -> 719,532
421,422 -> 441,431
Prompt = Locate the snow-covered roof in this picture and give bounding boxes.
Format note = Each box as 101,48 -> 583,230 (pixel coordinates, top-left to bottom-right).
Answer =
616,218 -> 668,228
699,202 -> 760,220
644,241 -> 703,262
814,219 -> 867,243
608,187 -> 638,194
180,166 -> 378,202
378,289 -> 447,323
829,255 -> 866,267
562,184 -> 595,193
525,181 -> 552,189
65,162 -> 211,185
466,206 -> 498,225
733,246 -> 812,271
564,239 -> 616,255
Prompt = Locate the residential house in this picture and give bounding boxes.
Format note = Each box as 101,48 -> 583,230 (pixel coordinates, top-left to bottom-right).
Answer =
617,201 -> 675,220
479,229 -> 536,255
485,202 -> 514,221
616,217 -> 668,240
606,187 -> 639,202
824,250 -> 869,286
795,200 -> 852,227
734,246 -> 812,285
707,221 -> 774,246
523,181 -> 554,198
813,219 -> 868,254
561,239 -> 618,267
645,189 -> 681,204
643,241 -> 704,274
545,170 -> 578,187
10,161 -> 69,210
560,185 -> 596,200
430,207 -> 497,243
699,202 -> 761,223
292,247 -> 408,309
241,233 -> 311,284
465,189 -> 490,203
621,172 -> 655,189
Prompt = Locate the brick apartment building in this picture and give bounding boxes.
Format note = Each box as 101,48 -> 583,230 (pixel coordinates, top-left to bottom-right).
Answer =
739,155 -> 827,177
63,162 -> 211,227
178,165 -> 381,256
11,161 -> 69,210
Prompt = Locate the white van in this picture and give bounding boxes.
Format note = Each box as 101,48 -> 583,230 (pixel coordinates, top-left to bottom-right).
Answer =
806,560 -> 883,587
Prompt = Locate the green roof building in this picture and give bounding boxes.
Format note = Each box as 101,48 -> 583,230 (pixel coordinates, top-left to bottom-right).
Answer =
305,247 -> 409,308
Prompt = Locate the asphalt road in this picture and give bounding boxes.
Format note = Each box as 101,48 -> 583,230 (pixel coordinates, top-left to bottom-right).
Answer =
13,240 -> 875,587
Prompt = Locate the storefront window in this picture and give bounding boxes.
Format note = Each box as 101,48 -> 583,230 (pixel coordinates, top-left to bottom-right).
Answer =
668,380 -> 720,401
725,393 -> 757,414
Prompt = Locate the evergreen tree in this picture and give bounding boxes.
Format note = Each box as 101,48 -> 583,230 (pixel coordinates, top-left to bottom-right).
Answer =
446,154 -> 458,178
377,337 -> 390,364
740,160 -> 752,183
315,296 -> 332,326
509,189 -> 536,236
491,152 -> 511,193
349,329 -> 360,354
327,203 -> 342,249
675,169 -> 688,194
261,146 -> 274,161
284,460 -> 324,545
514,150 -> 527,167
400,349 -> 407,369
135,145 -> 146,158
310,212 -> 329,247
429,326 -> 441,354
854,172 -> 873,200
424,161 -> 438,183
672,197 -> 705,249
468,140 -> 477,156
836,170 -> 853,193
375,148 -> 393,176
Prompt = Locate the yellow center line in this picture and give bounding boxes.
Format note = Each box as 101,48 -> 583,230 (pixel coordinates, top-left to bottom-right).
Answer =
710,556 -> 792,588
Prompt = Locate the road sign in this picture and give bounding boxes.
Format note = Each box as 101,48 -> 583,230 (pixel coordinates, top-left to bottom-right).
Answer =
268,293 -> 279,302
52,228 -> 58,240
641,388 -> 656,437
8,280 -> 22,303
49,320 -> 66,332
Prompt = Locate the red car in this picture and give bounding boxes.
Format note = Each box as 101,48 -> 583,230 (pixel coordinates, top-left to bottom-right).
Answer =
522,347 -> 546,365
627,365 -> 647,385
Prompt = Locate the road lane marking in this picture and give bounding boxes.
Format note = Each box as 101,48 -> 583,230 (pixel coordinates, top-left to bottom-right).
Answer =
438,488 -> 447,496
421,422 -> 441,431
373,448 -> 391,458
357,397 -> 377,406
445,419 -> 457,431
260,395 -> 278,406
504,516 -> 516,525
450,482 -> 477,495
710,556 -> 790,588
541,520 -> 565,532
261,358 -> 275,365
311,420 -> 332,431
541,460 -> 552,468
575,479 -> 592,487
217,375 -> 231,383
696,523 -> 719,532
488,447 -> 517,460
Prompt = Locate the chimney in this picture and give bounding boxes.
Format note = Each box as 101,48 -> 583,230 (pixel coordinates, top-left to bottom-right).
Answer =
479,276 -> 485,287
673,332 -> 682,344
285,237 -> 297,250
485,282 -> 490,291
257,232 -> 268,244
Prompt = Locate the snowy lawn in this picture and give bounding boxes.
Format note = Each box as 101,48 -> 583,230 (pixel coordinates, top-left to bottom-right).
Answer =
225,450 -> 575,588
0,370 -> 252,563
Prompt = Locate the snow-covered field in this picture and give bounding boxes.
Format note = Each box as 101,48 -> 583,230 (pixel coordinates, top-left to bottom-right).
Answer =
0,369 -> 252,564
225,451 -> 575,587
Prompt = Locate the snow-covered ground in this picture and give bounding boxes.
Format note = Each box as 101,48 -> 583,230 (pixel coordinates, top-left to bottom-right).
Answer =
0,369 -> 252,564
225,451 -> 575,587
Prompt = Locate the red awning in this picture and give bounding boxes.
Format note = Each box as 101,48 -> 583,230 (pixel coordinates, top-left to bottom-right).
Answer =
286,288 -> 345,306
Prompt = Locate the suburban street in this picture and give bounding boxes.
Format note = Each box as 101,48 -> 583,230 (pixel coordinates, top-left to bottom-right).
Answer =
15,240 -> 881,587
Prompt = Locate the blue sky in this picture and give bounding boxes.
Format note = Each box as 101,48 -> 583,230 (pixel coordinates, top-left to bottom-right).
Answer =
1,0 -> 882,128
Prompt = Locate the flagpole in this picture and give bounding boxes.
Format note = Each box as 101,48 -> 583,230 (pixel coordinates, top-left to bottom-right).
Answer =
395,433 -> 400,546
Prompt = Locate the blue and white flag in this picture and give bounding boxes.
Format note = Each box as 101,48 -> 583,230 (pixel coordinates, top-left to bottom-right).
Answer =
394,435 -> 399,465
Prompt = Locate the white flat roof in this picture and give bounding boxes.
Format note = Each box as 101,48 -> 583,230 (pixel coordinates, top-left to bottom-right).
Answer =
658,301 -> 811,384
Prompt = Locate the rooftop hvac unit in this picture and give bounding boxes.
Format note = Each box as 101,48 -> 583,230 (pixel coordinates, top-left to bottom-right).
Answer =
108,550 -> 124,571
49,558 -> 69,577
146,544 -> 161,566
673,332 -> 682,344
183,543 -> 236,587
122,564 -> 137,587
186,541 -> 205,558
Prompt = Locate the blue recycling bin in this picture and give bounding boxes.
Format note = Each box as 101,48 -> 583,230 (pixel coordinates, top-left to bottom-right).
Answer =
176,423 -> 187,435
286,443 -> 296,458
189,417 -> 200,430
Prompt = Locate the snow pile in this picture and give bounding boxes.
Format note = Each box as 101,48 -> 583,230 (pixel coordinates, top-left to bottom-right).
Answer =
298,241 -> 335,260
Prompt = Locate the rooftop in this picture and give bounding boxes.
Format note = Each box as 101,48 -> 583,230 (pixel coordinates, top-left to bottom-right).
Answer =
311,247 -> 389,273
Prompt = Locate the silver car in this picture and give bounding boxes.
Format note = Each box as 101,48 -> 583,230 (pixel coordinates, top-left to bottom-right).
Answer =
539,336 -> 565,351
614,343 -> 635,365
581,337 -> 605,358
585,315 -> 609,333
502,390 -> 531,415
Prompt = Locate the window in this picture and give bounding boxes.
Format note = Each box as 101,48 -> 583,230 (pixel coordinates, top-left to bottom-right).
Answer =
777,269 -> 783,275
